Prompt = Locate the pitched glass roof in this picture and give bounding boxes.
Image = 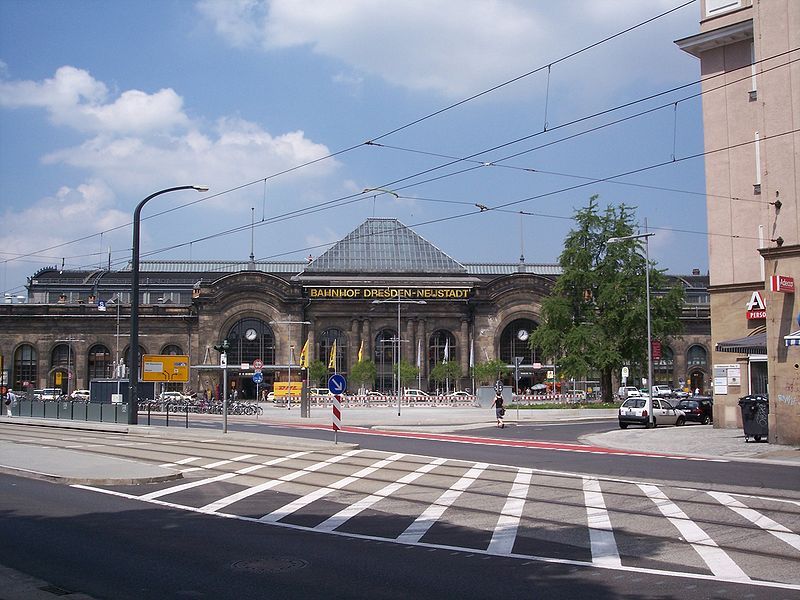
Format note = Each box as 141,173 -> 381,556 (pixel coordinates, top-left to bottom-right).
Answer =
303,218 -> 467,274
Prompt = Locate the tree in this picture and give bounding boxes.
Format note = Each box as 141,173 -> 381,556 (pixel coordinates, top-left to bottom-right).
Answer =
529,196 -> 684,401
396,359 -> 420,390
308,360 -> 328,387
349,359 -> 377,393
429,361 -> 462,391
473,359 -> 510,385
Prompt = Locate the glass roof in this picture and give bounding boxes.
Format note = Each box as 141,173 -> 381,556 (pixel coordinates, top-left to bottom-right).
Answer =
303,218 -> 467,274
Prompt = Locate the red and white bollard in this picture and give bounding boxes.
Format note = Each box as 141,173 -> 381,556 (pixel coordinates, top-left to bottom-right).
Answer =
332,394 -> 342,444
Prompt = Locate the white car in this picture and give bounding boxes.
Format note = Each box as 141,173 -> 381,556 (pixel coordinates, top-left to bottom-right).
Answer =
445,391 -> 472,398
618,396 -> 685,429
403,389 -> 430,399
159,391 -> 188,403
617,386 -> 642,400
70,389 -> 90,401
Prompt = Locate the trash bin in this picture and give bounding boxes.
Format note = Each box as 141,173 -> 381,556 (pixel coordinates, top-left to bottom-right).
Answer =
738,395 -> 769,442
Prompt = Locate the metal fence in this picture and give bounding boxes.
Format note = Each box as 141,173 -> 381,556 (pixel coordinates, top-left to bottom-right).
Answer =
13,399 -> 130,423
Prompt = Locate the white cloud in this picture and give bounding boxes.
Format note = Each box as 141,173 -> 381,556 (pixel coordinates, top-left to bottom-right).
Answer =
0,66 -> 189,134
198,0 -> 697,98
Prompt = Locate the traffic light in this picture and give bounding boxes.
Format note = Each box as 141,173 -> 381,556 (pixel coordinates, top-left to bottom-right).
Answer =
213,340 -> 230,354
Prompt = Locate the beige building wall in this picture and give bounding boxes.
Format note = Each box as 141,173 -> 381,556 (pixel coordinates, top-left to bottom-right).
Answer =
678,0 -> 800,443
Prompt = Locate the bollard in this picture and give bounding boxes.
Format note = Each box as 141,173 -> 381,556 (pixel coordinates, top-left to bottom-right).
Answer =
185,404 -> 189,428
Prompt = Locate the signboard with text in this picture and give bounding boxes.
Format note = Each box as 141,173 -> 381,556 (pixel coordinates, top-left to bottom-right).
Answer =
304,286 -> 472,300
141,354 -> 190,382
745,291 -> 766,320
273,382 -> 303,397
770,275 -> 795,294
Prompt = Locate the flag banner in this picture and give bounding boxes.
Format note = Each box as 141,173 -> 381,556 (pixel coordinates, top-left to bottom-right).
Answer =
358,340 -> 364,362
299,339 -> 309,368
469,338 -> 474,368
328,339 -> 337,370
416,339 -> 421,368
443,339 -> 449,364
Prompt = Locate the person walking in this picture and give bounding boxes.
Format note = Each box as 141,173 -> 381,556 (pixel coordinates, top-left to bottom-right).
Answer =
491,392 -> 505,428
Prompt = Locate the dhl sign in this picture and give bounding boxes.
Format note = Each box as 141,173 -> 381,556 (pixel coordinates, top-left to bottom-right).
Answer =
273,381 -> 303,397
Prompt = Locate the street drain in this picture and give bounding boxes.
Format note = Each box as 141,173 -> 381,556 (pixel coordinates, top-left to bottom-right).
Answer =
231,557 -> 309,574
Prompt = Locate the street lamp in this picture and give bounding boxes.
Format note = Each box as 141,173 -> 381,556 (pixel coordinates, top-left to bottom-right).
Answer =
372,299 -> 426,415
270,320 -> 311,412
129,185 -> 208,424
607,227 -> 655,428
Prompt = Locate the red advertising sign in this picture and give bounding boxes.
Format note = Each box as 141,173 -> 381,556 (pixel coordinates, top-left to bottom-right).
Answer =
651,340 -> 662,360
770,275 -> 795,294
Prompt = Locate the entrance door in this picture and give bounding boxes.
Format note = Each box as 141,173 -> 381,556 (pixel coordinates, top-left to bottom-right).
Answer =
689,371 -> 704,393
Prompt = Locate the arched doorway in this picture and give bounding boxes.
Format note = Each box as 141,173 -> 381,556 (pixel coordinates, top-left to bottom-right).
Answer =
499,318 -> 539,392
374,329 -> 396,393
225,318 -> 275,400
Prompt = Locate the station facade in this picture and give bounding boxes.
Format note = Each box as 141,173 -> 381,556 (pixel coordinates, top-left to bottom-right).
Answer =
1,218 -> 710,399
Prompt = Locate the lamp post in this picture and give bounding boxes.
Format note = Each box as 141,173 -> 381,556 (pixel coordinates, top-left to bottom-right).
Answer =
270,320 -> 310,412
129,185 -> 208,424
372,299 -> 426,415
607,226 -> 655,428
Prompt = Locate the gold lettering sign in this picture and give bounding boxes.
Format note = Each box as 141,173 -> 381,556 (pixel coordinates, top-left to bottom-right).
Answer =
305,287 -> 471,300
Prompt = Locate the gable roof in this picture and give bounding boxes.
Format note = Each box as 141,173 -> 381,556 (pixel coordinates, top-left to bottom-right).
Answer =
302,218 -> 467,274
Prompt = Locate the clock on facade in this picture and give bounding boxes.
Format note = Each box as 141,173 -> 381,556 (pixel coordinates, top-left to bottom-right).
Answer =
516,329 -> 529,341
245,328 -> 258,341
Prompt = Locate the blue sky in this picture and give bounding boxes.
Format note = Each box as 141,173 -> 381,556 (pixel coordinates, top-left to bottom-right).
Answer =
0,0 -> 707,297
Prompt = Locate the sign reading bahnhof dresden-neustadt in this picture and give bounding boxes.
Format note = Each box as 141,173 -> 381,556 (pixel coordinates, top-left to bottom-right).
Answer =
304,286 -> 472,300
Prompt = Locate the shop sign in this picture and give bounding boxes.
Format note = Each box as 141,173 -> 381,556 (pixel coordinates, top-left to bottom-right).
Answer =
304,286 -> 471,300
769,275 -> 795,294
745,291 -> 766,320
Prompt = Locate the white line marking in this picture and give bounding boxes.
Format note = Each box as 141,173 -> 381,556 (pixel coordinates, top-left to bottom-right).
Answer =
72,484 -> 800,592
159,457 -> 201,468
638,484 -> 750,582
198,449 -> 362,512
583,477 -> 621,567
396,462 -> 488,544
261,453 -> 405,523
708,491 -> 800,553
316,458 -> 447,532
487,468 -> 533,555
179,453 -> 256,473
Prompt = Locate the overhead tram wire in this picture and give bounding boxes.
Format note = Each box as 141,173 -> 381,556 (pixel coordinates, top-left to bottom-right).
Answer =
4,1 -> 698,282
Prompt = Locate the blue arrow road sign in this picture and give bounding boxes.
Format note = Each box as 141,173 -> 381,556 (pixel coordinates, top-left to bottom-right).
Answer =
328,373 -> 347,395
252,371 -> 263,384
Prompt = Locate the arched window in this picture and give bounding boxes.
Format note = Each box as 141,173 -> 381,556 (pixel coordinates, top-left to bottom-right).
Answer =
161,344 -> 183,356
654,345 -> 674,385
51,344 -> 70,369
50,343 -> 72,391
123,344 -> 147,373
319,328 -> 347,374
374,329 -> 396,392
687,345 -> 707,367
225,318 -> 275,366
13,344 -> 37,389
428,330 -> 456,371
88,344 -> 113,380
499,318 -> 538,365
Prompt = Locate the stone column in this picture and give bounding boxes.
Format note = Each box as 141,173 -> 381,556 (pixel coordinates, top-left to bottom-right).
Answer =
350,318 -> 360,366
460,318 -> 470,377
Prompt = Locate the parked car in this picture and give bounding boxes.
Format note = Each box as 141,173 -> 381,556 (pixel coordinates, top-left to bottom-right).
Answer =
403,389 -> 430,400
650,385 -> 673,398
70,389 -> 90,401
675,396 -> 713,425
308,387 -> 331,397
366,391 -> 385,398
35,388 -> 62,401
671,388 -> 690,399
617,386 -> 642,400
618,396 -> 685,429
445,390 -> 472,398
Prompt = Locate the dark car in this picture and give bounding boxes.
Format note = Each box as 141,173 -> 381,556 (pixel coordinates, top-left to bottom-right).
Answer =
675,396 -> 713,425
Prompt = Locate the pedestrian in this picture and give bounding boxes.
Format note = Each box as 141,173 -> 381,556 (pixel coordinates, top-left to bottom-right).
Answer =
694,387 -> 700,396
491,392 -> 505,428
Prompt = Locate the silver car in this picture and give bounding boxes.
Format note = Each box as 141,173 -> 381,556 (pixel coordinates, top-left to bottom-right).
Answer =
618,396 -> 685,429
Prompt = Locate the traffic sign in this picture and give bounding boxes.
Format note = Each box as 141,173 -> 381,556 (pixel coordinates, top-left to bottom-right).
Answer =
494,380 -> 503,395
252,371 -> 263,384
328,373 -> 347,395
253,358 -> 264,370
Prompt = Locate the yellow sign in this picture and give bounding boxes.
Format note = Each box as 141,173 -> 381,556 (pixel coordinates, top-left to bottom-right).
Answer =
55,371 -> 62,385
305,286 -> 471,300
142,354 -> 190,382
273,382 -> 303,397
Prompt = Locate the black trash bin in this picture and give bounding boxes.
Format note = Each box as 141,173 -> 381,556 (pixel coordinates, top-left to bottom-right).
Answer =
738,395 -> 769,442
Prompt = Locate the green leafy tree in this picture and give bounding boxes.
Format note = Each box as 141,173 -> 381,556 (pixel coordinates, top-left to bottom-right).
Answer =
529,196 -> 684,401
396,359 -> 420,390
349,359 -> 377,392
429,361 -> 463,390
473,359 -> 510,385
308,360 -> 328,387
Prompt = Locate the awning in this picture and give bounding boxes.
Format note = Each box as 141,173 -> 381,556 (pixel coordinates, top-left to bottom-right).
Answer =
785,330 -> 800,347
715,332 -> 767,354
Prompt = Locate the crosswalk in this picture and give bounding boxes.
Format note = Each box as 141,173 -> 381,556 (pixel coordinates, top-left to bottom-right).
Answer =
74,447 -> 800,591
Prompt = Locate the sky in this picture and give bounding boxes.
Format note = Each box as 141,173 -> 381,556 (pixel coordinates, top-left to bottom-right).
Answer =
0,0 -> 708,298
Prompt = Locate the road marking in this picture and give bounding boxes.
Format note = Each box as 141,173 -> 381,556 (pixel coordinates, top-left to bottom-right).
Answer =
487,467 -> 532,555
180,453 -> 256,473
638,484 -> 750,582
396,462 -> 488,544
315,458 -> 447,532
198,449 -> 362,512
582,477 -> 621,567
708,491 -> 800,553
159,457 -> 201,468
261,453 -> 405,523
